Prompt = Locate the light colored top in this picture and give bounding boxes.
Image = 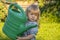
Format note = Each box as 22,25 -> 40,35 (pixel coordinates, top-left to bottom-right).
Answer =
23,21 -> 38,40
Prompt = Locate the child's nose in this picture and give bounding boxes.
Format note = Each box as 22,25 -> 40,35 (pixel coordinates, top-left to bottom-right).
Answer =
32,15 -> 35,18
32,15 -> 35,17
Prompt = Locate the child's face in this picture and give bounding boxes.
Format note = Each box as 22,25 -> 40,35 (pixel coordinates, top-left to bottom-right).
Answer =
28,9 -> 39,21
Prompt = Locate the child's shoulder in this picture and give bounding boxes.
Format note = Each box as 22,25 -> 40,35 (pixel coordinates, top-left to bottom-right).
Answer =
26,21 -> 38,25
25,21 -> 38,28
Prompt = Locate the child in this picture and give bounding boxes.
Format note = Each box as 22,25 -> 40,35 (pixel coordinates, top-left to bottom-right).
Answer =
17,4 -> 40,40
2,0 -> 40,40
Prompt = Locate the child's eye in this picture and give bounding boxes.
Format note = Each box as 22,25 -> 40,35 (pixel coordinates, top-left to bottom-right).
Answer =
31,13 -> 33,15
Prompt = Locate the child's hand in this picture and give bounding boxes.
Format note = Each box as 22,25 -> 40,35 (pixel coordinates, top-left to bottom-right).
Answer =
16,37 -> 28,40
16,37 -> 22,40
16,39 -> 19,40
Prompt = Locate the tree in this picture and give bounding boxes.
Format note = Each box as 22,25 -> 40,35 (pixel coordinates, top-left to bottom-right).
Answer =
39,0 -> 60,23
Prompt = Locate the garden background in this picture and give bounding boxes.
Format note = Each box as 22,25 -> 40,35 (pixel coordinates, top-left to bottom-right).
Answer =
0,0 -> 60,40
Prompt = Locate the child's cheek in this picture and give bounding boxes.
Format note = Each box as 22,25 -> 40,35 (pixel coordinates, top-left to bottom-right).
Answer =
35,16 -> 37,20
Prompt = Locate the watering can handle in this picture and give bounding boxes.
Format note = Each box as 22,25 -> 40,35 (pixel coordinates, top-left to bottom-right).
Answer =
9,3 -> 25,13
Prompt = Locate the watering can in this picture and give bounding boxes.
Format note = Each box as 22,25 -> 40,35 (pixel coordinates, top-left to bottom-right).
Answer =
2,3 -> 37,40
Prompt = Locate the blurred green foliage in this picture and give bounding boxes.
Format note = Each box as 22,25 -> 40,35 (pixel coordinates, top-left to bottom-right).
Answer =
36,23 -> 60,40
36,0 -> 60,40
0,1 -> 7,22
0,0 -> 60,40
39,0 -> 60,23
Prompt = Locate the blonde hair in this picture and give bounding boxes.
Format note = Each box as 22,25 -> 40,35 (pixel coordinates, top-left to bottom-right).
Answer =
26,4 -> 40,21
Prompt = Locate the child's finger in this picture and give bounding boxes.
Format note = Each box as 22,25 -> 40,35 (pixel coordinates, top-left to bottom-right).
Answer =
17,37 -> 21,39
16,39 -> 19,40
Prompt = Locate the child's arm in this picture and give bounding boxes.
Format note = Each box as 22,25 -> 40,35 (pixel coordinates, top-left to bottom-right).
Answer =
17,34 -> 34,40
17,27 -> 38,40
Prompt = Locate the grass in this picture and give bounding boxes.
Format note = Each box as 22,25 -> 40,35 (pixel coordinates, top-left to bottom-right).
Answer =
0,22 -> 11,40
36,23 -> 60,40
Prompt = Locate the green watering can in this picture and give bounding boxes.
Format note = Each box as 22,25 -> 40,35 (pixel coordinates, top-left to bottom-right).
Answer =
2,3 -> 37,40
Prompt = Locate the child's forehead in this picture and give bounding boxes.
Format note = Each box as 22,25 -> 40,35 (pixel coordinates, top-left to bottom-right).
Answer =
30,9 -> 39,13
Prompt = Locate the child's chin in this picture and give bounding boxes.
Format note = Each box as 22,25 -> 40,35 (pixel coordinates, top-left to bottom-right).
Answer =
30,20 -> 36,21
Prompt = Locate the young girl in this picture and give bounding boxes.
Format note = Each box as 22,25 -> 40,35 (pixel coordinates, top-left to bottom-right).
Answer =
1,0 -> 40,40
17,4 -> 40,40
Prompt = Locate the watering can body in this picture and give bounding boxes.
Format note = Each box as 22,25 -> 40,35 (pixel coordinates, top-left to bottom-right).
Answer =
2,4 -> 37,40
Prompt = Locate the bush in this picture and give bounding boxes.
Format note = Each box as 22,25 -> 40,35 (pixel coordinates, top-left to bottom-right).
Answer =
0,2 -> 7,22
36,23 -> 60,40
